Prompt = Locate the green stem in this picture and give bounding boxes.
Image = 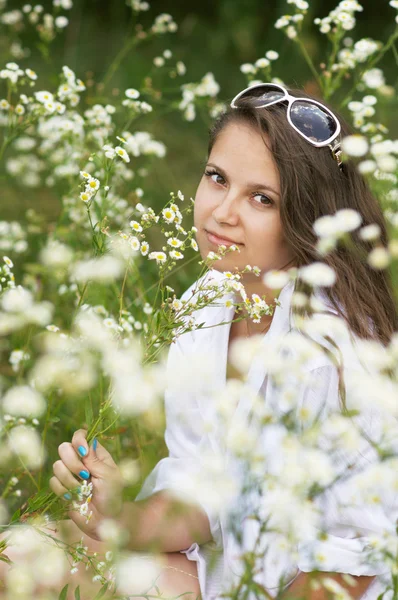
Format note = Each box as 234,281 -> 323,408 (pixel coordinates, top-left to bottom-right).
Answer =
101,30 -> 153,90
392,40 -> 398,67
0,136 -> 10,163
125,253 -> 198,310
324,29 -> 344,100
118,264 -> 129,322
295,37 -> 324,93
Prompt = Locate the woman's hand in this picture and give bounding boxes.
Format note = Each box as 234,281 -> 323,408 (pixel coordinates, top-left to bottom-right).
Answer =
49,429 -> 123,541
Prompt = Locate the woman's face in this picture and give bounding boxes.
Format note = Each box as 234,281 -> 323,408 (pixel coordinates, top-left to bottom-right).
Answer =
194,121 -> 295,279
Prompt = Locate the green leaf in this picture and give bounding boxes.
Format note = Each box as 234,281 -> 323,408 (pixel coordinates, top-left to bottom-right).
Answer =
74,585 -> 81,600
10,508 -> 21,523
93,583 -> 109,599
58,584 -> 69,600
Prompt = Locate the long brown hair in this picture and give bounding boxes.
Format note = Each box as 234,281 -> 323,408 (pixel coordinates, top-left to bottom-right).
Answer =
207,86 -> 398,345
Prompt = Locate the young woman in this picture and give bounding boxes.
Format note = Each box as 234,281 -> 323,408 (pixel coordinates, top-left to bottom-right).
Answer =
5,83 -> 396,600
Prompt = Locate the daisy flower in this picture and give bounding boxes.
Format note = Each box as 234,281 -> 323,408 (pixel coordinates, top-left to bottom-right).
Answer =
191,239 -> 198,251
129,237 -> 140,252
140,241 -> 149,256
148,251 -> 167,264
162,207 -> 175,223
130,220 -> 143,233
172,299 -> 183,310
35,91 -> 54,103
125,88 -> 140,99
167,237 -> 183,248
25,68 -> 37,80
44,101 -> 56,113
115,146 -> 130,163
80,191 -> 91,203
169,250 -> 184,260
3,257 -> 13,268
86,177 -> 100,192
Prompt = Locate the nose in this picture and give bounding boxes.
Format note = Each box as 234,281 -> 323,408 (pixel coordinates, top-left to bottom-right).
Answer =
211,189 -> 240,227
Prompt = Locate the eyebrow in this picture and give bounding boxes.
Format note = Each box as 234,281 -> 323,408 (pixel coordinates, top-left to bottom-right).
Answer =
205,162 -> 280,197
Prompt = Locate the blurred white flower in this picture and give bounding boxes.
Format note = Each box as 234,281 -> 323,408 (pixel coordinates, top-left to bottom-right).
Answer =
2,385 -> 46,418
341,134 -> 369,157
240,63 -> 256,74
40,239 -> 74,267
263,269 -> 290,289
115,553 -> 165,595
376,155 -> 397,172
335,208 -> 362,232
299,263 -> 336,287
362,68 -> 385,88
55,15 -> 68,28
72,255 -> 124,283
358,159 -> 377,174
359,224 -> 381,241
125,88 -> 140,99
2,286 -> 33,312
367,247 -> 390,269
8,426 -> 45,468
313,215 -> 338,238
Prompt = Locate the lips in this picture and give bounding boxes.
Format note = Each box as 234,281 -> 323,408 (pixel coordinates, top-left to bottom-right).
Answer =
205,229 -> 242,247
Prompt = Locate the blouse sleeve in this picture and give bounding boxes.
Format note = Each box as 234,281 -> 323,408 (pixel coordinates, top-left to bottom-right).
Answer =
134,315 -> 223,550
295,364 -> 397,579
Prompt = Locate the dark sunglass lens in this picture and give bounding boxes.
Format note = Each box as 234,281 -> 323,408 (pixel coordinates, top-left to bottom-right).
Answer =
290,101 -> 337,142
237,87 -> 285,107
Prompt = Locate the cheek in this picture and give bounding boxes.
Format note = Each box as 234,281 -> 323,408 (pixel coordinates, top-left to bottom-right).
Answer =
193,185 -> 212,227
246,214 -> 287,255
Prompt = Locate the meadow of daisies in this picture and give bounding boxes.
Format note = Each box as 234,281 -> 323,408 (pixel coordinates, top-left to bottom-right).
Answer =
0,0 -> 397,598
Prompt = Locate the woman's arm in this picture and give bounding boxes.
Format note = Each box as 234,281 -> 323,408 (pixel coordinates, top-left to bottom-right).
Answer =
281,572 -> 376,599
119,491 -> 213,553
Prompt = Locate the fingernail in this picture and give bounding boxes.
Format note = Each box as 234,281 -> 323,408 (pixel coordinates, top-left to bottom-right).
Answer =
63,492 -> 72,500
79,470 -> 90,480
92,438 -> 98,451
78,445 -> 87,457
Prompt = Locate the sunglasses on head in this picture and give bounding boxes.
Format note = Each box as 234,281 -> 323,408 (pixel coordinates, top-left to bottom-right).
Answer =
230,82 -> 343,170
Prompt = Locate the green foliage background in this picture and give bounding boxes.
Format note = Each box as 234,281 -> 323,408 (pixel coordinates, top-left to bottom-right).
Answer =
1,0 -> 397,225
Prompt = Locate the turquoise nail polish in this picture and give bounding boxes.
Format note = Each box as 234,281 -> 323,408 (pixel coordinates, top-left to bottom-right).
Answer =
79,470 -> 90,480
63,492 -> 72,500
93,438 -> 98,451
78,445 -> 87,457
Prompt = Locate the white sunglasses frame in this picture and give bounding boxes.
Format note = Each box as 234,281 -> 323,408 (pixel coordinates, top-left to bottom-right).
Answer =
230,82 -> 343,168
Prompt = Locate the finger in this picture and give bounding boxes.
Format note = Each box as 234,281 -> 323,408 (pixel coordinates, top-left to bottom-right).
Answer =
73,434 -> 117,470
71,429 -> 89,458
53,459 -> 84,489
89,438 -> 117,467
58,442 -> 91,481
49,476 -> 74,501
67,502 -> 104,542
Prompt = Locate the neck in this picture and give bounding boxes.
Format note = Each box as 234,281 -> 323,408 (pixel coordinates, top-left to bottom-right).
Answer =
244,314 -> 273,337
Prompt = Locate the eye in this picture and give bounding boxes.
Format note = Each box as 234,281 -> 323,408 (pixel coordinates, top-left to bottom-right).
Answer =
252,192 -> 274,207
204,169 -> 225,185
204,169 -> 274,207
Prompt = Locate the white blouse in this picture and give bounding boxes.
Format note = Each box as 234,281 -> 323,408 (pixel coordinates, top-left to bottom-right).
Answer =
135,270 -> 396,600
